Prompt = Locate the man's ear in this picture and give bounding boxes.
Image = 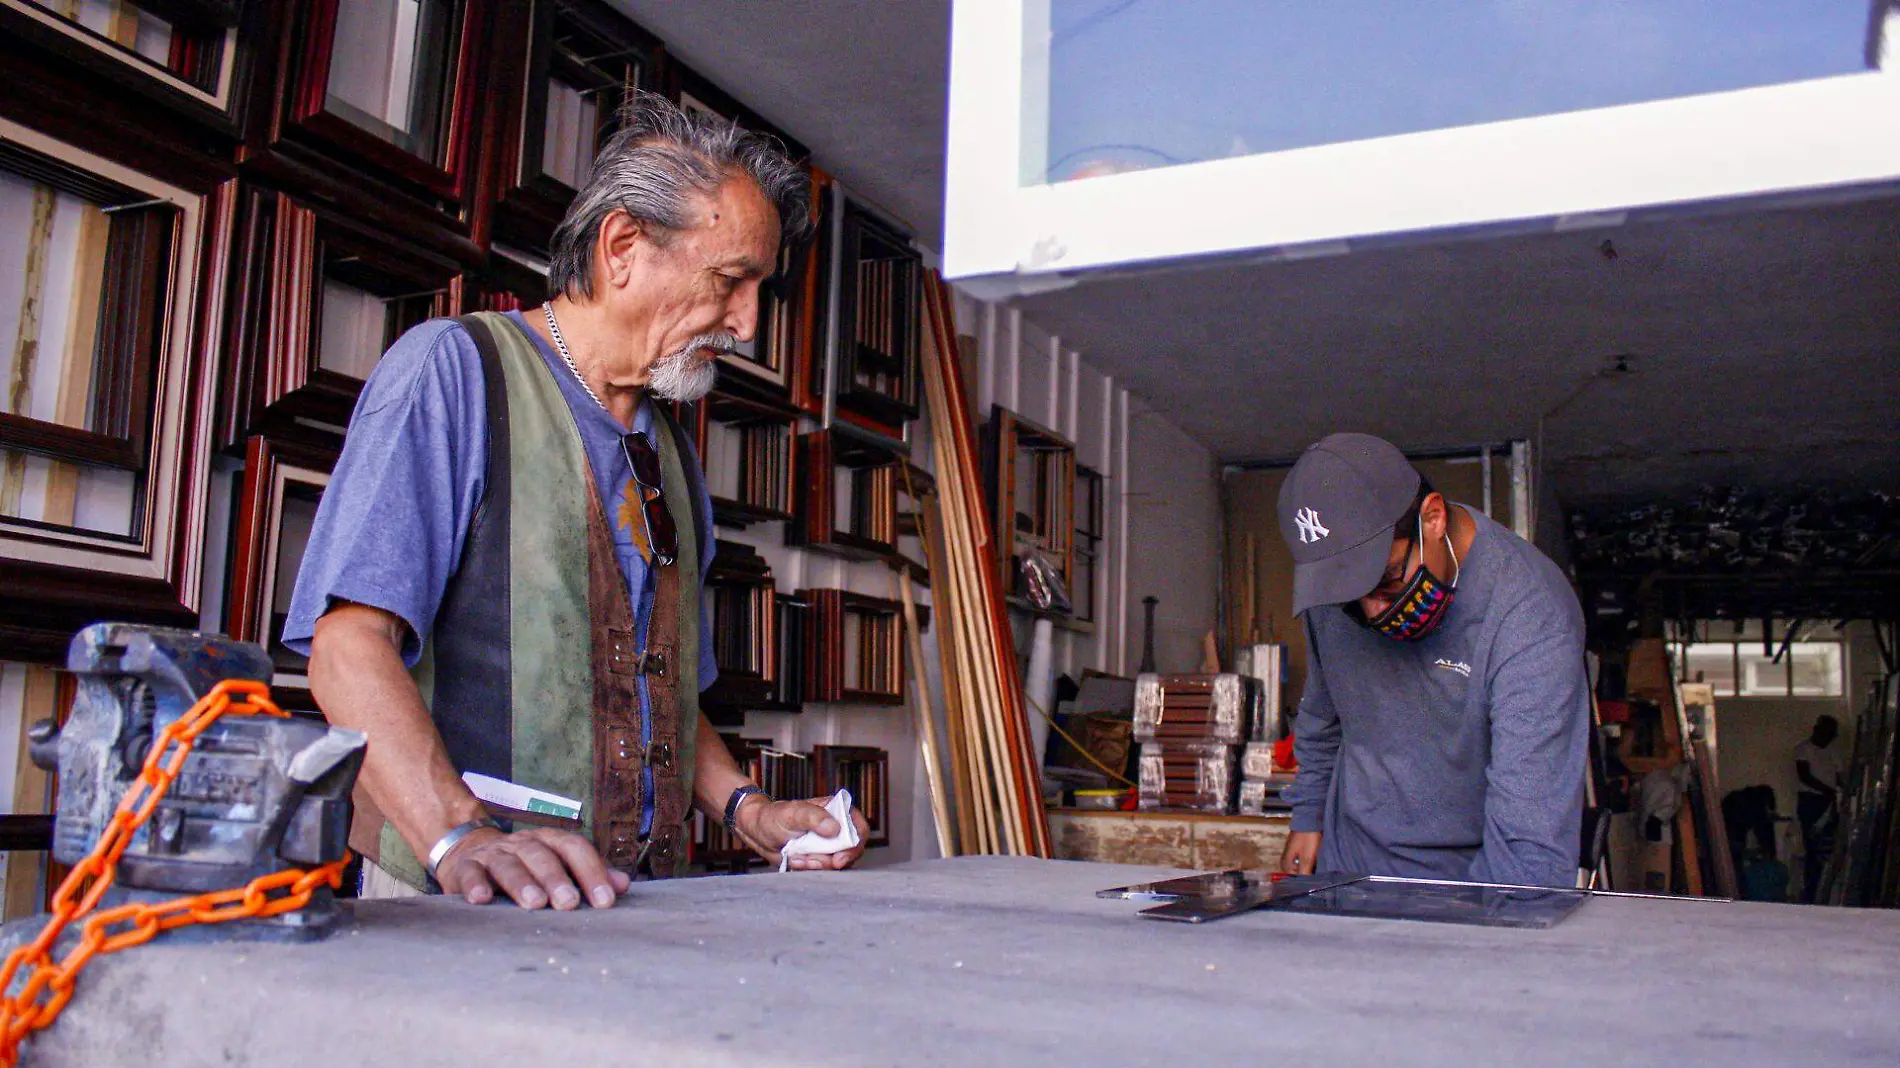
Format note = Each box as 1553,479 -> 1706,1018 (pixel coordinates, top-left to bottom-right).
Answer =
1421,492 -> 1449,539
595,209 -> 647,290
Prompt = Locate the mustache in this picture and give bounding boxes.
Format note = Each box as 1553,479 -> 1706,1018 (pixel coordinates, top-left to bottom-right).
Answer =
671,333 -> 739,360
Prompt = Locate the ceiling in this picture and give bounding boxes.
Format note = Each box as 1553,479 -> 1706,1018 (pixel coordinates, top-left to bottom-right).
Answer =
614,0 -> 952,244
615,1 -> 1900,506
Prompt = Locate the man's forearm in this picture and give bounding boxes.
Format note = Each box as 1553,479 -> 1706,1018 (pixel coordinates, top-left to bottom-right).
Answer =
310,605 -> 485,864
691,712 -> 753,819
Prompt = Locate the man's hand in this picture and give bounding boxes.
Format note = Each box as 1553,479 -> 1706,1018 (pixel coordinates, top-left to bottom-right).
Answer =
435,826 -> 632,909
732,795 -> 869,871
1280,830 -> 1323,875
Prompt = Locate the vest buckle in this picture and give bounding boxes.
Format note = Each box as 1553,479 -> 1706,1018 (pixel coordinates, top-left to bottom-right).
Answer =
633,649 -> 668,677
645,741 -> 675,771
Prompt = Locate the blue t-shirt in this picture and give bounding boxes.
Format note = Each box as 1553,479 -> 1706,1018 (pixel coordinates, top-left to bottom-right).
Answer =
282,310 -> 717,835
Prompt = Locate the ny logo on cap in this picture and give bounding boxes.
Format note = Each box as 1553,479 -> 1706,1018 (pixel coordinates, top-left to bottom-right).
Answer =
1295,507 -> 1330,544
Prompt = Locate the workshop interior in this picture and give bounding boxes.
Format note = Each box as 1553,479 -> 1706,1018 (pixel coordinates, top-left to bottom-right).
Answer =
0,0 -> 1897,1064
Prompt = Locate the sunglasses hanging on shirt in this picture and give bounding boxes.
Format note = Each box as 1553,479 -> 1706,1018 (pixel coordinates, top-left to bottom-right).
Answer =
621,431 -> 679,567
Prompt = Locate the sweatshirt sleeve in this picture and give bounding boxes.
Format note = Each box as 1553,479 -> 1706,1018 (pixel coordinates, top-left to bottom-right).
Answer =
1284,617 -> 1342,835
1467,594 -> 1590,888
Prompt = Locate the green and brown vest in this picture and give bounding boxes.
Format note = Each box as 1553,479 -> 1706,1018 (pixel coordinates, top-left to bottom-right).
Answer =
372,311 -> 706,890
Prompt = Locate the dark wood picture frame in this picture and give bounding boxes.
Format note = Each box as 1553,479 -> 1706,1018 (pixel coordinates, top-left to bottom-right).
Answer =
1071,464 -> 1105,625
789,428 -> 903,562
812,743 -> 890,848
0,140 -> 174,476
243,0 -> 492,266
985,405 -> 1077,614
0,122 -> 234,664
699,540 -> 777,725
218,184 -> 461,446
0,0 -> 253,136
832,202 -> 922,426
488,0 -> 664,254
685,388 -> 798,529
226,429 -> 340,713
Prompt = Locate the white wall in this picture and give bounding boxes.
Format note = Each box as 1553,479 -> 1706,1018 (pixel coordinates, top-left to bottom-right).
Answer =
1123,396 -> 1223,675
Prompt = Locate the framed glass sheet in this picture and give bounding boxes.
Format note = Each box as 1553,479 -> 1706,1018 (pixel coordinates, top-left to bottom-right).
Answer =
1272,876 -> 1590,930
945,1 -> 1900,293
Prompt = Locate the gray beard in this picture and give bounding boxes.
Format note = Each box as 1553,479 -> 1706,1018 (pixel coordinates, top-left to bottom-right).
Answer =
647,334 -> 731,402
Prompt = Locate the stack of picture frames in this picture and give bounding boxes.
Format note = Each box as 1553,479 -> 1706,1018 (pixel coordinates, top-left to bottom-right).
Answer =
916,269 -> 1052,859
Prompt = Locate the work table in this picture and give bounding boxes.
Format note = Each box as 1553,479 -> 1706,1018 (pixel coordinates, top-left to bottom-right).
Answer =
26,856 -> 1900,1066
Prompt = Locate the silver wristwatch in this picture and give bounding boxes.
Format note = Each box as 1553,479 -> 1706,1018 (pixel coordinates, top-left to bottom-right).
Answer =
426,817 -> 501,879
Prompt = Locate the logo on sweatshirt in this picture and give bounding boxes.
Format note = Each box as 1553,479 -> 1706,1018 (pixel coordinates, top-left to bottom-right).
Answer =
1434,658 -> 1472,678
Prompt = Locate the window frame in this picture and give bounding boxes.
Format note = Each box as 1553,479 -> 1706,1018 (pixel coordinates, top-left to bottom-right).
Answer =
1671,633 -> 1847,699
943,1 -> 1900,297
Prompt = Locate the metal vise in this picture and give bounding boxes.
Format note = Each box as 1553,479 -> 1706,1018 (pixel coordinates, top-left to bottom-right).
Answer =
28,623 -> 366,940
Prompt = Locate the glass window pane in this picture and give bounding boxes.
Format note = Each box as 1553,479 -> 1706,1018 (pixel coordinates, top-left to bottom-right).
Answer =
325,0 -> 452,161
1789,642 -> 1844,698
1037,1 -> 1872,184
0,172 -> 110,434
1736,647 -> 1790,697
1683,643 -> 1736,696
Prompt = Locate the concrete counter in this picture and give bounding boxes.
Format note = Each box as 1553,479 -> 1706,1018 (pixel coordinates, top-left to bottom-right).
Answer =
25,857 -> 1900,1066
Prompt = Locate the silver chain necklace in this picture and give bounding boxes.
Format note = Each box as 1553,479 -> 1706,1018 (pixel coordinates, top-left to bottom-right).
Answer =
542,302 -> 609,413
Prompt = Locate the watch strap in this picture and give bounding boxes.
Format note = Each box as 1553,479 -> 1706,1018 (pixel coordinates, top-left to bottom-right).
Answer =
724,784 -> 769,836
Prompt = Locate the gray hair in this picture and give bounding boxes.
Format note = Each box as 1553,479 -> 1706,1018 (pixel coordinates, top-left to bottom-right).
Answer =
548,92 -> 812,299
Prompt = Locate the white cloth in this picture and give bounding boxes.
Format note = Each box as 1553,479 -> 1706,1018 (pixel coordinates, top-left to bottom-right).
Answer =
1795,739 -> 1844,795
778,789 -> 860,872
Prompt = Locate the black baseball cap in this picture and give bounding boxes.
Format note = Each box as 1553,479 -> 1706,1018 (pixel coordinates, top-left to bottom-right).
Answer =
1276,433 -> 1422,616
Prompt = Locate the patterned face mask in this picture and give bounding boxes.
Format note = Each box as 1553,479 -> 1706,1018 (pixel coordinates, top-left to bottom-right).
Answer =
1354,512 -> 1461,642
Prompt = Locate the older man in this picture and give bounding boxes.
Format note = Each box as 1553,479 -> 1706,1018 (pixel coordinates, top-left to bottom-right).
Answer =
285,95 -> 865,911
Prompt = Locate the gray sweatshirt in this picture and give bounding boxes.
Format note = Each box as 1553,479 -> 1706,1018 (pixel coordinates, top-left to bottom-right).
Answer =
1286,506 -> 1588,888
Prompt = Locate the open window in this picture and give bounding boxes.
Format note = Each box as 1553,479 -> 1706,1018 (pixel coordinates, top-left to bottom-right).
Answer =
0,120 -> 228,660
2,0 -> 245,131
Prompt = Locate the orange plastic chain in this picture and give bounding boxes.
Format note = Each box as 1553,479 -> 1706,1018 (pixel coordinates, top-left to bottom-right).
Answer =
0,679 -> 350,1066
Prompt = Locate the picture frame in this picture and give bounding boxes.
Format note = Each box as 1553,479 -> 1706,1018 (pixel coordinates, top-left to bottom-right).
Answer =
244,0 -> 492,265
985,404 -> 1077,615
0,0 -> 251,135
217,184 -> 460,445
225,430 -> 338,712
0,119 -> 232,663
489,0 -> 664,254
